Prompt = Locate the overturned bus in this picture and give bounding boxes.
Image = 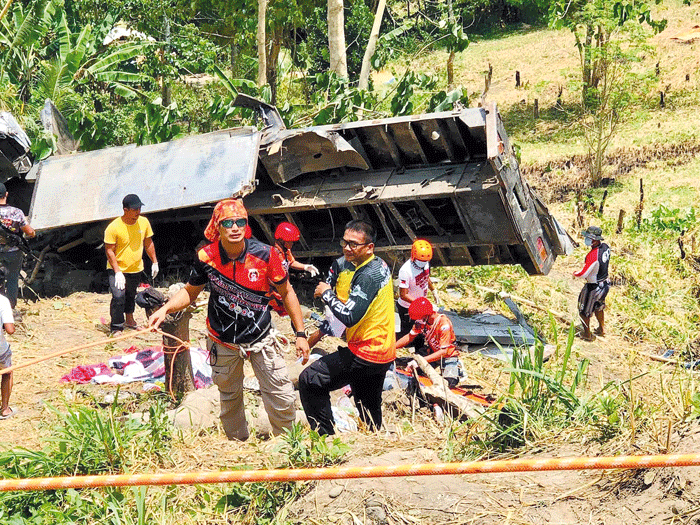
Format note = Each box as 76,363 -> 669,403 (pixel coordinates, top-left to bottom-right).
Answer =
0,97 -> 570,281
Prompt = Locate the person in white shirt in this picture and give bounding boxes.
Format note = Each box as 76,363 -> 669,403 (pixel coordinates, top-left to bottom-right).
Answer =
396,239 -> 440,346
0,266 -> 16,419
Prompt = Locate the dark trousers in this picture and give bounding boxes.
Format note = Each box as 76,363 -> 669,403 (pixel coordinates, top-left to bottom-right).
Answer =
0,249 -> 23,309
299,346 -> 391,435
108,270 -> 141,331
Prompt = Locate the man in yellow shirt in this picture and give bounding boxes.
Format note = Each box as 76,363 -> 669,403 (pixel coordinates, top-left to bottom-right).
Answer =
104,194 -> 158,333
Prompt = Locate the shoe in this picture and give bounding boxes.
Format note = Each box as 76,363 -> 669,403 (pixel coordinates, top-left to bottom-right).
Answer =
594,328 -> 605,337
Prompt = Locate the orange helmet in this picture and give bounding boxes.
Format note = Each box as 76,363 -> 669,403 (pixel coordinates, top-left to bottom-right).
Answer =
409,297 -> 434,320
244,224 -> 253,239
411,239 -> 433,262
275,222 -> 300,242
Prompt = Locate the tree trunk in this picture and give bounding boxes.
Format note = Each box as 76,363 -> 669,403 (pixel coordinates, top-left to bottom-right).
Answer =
447,50 -> 455,89
257,0 -> 268,87
358,0 -> 387,90
161,16 -> 171,107
161,310 -> 195,396
328,0 -> 348,78
267,31 -> 282,105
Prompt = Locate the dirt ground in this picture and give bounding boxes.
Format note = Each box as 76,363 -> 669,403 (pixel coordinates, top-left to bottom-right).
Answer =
2,280 -> 700,524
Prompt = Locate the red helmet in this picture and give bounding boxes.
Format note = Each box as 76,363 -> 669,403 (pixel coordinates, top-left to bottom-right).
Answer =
409,297 -> 434,320
275,222 -> 300,242
244,224 -> 252,239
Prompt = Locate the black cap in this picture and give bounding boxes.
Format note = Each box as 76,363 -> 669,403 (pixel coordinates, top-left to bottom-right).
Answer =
582,226 -> 604,241
0,183 -> 7,196
122,194 -> 144,209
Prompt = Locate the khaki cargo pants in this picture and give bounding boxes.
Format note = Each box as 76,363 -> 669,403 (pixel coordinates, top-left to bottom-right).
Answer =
208,337 -> 296,441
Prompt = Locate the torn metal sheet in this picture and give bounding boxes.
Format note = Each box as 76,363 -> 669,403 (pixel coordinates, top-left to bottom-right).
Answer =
0,112 -> 33,181
440,309 -> 538,346
28,127 -> 260,231
260,130 -> 368,184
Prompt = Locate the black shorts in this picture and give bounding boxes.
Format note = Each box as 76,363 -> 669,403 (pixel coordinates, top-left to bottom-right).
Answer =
578,281 -> 610,318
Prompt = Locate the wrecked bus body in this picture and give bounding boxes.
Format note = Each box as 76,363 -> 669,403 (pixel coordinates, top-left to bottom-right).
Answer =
2,98 -> 569,287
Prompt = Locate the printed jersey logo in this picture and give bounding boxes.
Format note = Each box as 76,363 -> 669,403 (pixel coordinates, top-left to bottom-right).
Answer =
601,249 -> 610,263
350,284 -> 368,301
248,269 -> 259,282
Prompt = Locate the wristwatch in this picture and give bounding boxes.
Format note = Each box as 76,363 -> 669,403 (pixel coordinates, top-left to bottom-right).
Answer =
295,331 -> 307,338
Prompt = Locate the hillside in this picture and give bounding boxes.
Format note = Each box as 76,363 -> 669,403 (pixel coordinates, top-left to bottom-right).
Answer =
3,1 -> 700,523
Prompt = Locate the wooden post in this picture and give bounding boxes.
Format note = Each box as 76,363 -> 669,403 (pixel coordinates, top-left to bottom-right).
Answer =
616,209 -> 626,234
534,99 -> 539,119
660,91 -> 665,108
146,306 -> 195,396
686,74 -> 690,82
598,190 -> 608,215
515,71 -> 520,88
635,178 -> 644,228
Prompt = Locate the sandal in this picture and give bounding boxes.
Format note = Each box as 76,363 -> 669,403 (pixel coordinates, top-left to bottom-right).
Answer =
0,408 -> 15,420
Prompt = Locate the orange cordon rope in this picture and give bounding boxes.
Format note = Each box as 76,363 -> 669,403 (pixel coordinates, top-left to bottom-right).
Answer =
0,328 -> 155,376
3,454 -> 700,491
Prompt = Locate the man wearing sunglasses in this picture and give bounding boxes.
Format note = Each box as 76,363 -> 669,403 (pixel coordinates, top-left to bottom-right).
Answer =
299,220 -> 395,435
149,199 -> 309,441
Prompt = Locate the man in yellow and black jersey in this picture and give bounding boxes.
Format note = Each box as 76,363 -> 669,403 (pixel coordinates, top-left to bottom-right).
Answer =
299,220 -> 395,435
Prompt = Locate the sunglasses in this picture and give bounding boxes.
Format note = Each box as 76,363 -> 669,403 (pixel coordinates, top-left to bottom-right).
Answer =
340,238 -> 371,250
220,218 -> 248,229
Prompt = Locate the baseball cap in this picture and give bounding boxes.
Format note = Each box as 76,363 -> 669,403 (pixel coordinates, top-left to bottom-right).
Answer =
122,194 -> 144,209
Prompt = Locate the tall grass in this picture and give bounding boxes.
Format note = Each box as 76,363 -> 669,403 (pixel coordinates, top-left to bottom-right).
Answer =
0,395 -> 172,520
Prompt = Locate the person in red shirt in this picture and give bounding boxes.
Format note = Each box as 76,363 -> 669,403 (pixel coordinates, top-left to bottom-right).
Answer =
149,199 -> 309,441
573,226 -> 611,342
396,297 -> 462,387
269,222 -> 319,316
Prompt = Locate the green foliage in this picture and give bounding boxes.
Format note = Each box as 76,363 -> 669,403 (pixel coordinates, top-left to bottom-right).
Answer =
427,87 -> 470,112
391,71 -> 438,116
277,422 -> 349,468
310,72 -> 376,124
639,205 -> 697,235
0,396 -> 172,518
134,97 -> 183,145
481,325 -> 590,449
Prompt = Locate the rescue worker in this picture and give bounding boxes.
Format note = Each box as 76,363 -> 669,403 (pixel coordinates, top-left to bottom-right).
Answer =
273,222 -> 319,276
396,239 -> 440,343
0,182 -> 35,310
269,222 -> 319,316
298,220 -> 395,435
396,297 -> 462,388
148,199 -> 309,441
573,225 -> 611,341
104,194 -> 158,333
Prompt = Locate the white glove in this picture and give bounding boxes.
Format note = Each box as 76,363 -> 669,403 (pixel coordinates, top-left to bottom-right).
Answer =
406,359 -> 419,372
432,288 -> 441,306
151,262 -> 159,279
305,264 -> 320,277
114,271 -> 126,290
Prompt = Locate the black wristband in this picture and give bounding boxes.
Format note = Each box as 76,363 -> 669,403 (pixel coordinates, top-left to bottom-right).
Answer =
295,331 -> 307,338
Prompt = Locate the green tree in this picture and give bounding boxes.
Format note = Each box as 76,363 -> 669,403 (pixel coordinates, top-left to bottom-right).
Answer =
549,0 -> 666,184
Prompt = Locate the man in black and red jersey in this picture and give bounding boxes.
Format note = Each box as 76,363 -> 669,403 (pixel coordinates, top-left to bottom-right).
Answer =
573,225 -> 611,342
149,199 -> 309,441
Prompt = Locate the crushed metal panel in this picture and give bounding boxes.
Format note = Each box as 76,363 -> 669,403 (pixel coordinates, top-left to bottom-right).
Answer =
260,130 -> 368,184
28,127 -> 260,231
